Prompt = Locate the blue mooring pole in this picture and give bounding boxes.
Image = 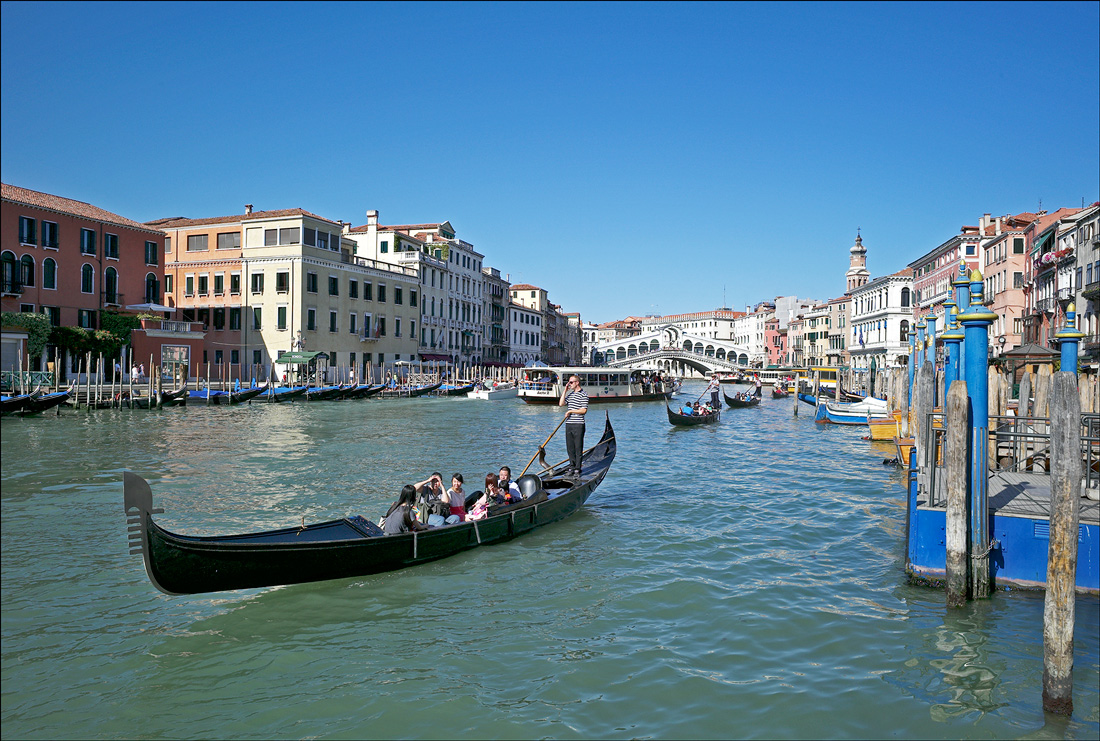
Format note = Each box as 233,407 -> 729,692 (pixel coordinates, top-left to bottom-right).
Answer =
942,306 -> 963,398
1055,303 -> 1085,377
908,333 -> 916,406
959,269 -> 998,599
953,263 -> 970,385
925,314 -> 938,369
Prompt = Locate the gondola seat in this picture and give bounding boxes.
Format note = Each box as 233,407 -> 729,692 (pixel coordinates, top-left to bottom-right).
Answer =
516,474 -> 542,499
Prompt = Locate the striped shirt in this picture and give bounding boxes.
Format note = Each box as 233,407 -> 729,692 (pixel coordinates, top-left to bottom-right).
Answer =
564,388 -> 588,425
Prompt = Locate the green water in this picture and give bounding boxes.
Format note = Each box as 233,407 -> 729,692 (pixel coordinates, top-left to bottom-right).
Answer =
2,386 -> 1098,739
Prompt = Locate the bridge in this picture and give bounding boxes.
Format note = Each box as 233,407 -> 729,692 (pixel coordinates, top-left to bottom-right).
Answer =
594,325 -> 760,376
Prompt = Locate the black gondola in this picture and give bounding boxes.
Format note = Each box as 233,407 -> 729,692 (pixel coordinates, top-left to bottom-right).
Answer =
722,389 -> 761,408
1,391 -> 35,415
124,415 -> 617,595
443,382 -> 476,396
666,403 -> 719,426
771,387 -> 790,399
227,383 -> 269,404
19,386 -> 72,415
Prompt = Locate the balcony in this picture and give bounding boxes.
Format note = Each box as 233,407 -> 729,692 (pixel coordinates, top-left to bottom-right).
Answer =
101,291 -> 124,307
1036,297 -> 1056,313
1056,287 -> 1073,304
1,279 -> 24,296
1084,279 -> 1100,301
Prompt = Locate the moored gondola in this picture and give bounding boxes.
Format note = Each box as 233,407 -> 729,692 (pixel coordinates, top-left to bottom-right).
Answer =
722,389 -> 761,408
227,383 -> 269,404
666,403 -> 719,426
19,386 -> 73,415
1,391 -> 36,415
124,415 -> 617,595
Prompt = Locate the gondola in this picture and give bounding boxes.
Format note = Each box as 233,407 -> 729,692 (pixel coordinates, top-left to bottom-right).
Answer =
259,385 -> 308,403
1,391 -> 35,415
19,386 -> 73,415
124,415 -> 617,595
227,383 -> 269,404
722,389 -> 761,408
666,403 -> 719,426
771,387 -> 790,399
159,387 -> 188,407
304,385 -> 345,401
442,382 -> 476,396
123,386 -> 188,409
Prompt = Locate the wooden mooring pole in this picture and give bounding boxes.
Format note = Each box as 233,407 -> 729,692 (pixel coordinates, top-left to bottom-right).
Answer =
945,380 -> 969,607
1043,372 -> 1081,715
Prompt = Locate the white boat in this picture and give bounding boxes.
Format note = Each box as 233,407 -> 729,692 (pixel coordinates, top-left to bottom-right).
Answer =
518,366 -> 674,404
467,381 -> 519,400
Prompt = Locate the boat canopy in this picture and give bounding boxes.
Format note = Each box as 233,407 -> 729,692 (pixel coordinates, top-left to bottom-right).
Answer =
276,351 -> 326,365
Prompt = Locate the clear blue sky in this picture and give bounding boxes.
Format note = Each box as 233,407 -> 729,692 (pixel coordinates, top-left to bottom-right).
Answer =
2,1 -> 1097,323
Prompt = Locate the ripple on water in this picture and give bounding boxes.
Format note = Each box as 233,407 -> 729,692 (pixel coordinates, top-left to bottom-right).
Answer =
2,388 -> 1098,739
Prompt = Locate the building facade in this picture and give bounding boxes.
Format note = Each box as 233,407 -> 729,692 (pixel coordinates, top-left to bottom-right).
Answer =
847,269 -> 913,372
508,301 -> 542,365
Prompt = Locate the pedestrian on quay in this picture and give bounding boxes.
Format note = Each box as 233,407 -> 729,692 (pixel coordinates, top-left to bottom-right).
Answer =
558,374 -> 588,479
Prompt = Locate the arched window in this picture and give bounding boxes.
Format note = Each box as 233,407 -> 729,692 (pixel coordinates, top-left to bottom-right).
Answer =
104,267 -> 119,304
145,272 -> 159,303
682,340 -> 693,352
738,353 -> 749,365
901,288 -> 910,308
1,251 -> 17,292
81,264 -> 94,294
900,320 -> 910,343
43,258 -> 57,290
20,255 -> 35,287
627,344 -> 637,357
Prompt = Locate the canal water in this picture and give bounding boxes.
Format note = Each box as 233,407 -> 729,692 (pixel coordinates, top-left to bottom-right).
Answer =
2,384 -> 1098,739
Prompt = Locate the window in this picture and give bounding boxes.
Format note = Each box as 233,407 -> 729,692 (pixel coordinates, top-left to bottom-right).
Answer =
395,287 -> 403,305
395,317 -> 401,337
186,234 -> 208,251
363,312 -> 372,337
165,274 -> 173,293
231,350 -> 239,365
328,276 -> 339,296
276,271 -> 290,293
251,273 -> 264,294
104,233 -> 119,258
378,284 -> 386,303
264,229 -> 277,246
217,232 -> 240,250
81,228 -> 96,255
214,273 -> 224,295
964,244 -> 975,256
410,289 -> 417,307
280,227 -> 299,244
144,240 -> 158,265
1013,237 -> 1024,254
185,275 -> 195,296
214,350 -> 223,365
165,237 -> 171,253
253,349 -> 262,365
44,306 -> 60,326
277,306 -> 288,331
19,216 -> 36,245
307,308 -> 316,331
410,320 -> 415,339
377,316 -> 386,336
349,280 -> 358,299
349,313 -> 357,334
1013,272 -> 1024,289
42,221 -> 58,248
317,232 -> 329,250
43,258 -> 56,289
329,310 -> 338,333
78,309 -> 95,329
252,307 -> 262,330
307,272 -> 318,293
20,255 -> 34,287
213,308 -> 225,330
81,264 -> 94,293
364,282 -> 373,301
197,275 -> 209,296
145,273 -> 159,303
229,308 -> 241,330
380,240 -> 388,253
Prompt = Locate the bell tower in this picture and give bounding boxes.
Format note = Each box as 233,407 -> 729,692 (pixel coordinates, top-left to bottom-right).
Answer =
846,230 -> 870,293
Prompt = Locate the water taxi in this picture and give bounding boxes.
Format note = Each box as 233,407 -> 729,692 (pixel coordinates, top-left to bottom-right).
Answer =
518,366 -> 674,404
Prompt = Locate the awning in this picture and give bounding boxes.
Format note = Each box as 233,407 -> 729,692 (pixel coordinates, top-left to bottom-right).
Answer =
126,302 -> 175,313
1032,230 -> 1055,254
419,354 -> 451,361
276,351 -> 327,364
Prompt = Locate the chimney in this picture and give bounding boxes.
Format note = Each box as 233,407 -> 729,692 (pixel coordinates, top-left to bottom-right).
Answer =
366,209 -> 378,226
245,204 -> 253,215
995,215 -> 1003,235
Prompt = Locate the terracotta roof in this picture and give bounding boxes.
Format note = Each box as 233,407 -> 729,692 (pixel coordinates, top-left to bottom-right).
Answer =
510,284 -> 542,291
2,183 -> 164,235
1028,207 -> 1083,237
145,208 -> 335,230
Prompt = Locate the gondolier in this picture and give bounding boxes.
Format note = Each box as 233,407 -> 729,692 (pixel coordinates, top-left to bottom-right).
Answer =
559,374 -> 588,478
707,374 -> 721,408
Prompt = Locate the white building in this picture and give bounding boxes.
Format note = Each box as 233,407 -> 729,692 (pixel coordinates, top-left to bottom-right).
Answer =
848,268 -> 914,371
508,301 -> 542,365
347,211 -> 486,366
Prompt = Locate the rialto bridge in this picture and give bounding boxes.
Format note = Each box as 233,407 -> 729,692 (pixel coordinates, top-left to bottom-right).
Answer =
594,325 -> 759,376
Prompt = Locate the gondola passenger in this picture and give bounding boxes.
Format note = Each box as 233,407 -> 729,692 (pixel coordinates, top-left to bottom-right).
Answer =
382,485 -> 428,534
497,466 -> 522,503
444,473 -> 467,521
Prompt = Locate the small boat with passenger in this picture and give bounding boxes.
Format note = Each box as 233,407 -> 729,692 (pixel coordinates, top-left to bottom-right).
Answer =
468,380 -> 519,400
666,403 -> 720,426
123,415 -> 617,595
723,388 -> 761,408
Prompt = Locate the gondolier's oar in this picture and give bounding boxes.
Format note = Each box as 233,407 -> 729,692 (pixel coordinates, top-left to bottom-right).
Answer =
521,414 -> 568,476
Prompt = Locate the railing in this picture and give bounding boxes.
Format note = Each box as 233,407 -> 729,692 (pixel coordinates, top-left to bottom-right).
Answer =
0,370 -> 55,392
1036,297 -> 1056,313
1056,287 -> 1072,302
922,412 -> 1099,507
101,291 -> 124,306
1,279 -> 24,295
